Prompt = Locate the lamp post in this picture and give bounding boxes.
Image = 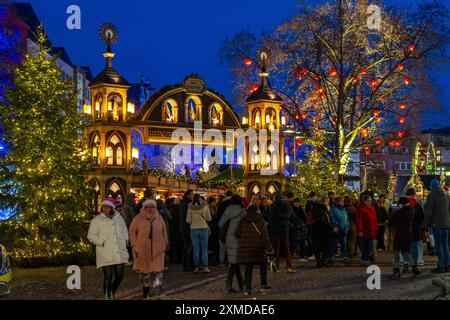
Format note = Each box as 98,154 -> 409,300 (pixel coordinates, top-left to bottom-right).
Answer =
282,123 -> 297,176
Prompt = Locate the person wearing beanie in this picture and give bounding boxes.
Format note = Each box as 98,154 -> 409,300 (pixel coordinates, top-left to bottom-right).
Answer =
424,180 -> 450,273
405,188 -> 426,268
134,188 -> 156,216
87,198 -> 129,300
269,191 -> 296,272
129,199 -> 169,298
388,197 -> 422,279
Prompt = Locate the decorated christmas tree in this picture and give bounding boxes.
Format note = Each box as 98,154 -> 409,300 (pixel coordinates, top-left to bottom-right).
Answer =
0,26 -> 93,262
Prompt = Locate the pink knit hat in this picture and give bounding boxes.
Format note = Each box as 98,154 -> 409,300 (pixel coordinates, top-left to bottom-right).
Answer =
101,198 -> 116,209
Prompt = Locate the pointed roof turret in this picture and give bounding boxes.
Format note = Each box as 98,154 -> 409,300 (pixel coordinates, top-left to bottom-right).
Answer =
89,23 -> 130,88
246,47 -> 282,103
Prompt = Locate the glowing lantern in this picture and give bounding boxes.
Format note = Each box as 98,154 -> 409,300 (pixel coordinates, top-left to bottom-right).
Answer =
301,114 -> 307,120
289,147 -> 295,152
316,131 -> 322,137
95,102 -> 100,111
249,84 -> 260,93
375,139 -> 383,145
395,140 -> 402,146
409,44 -> 415,52
370,79 -> 378,86
398,131 -> 405,138
399,103 -> 406,110
105,147 -> 112,158
83,104 -> 92,114
132,147 -> 139,159
107,102 -> 113,111
389,140 -> 395,146
313,75 -> 319,81
316,85 -> 324,93
404,77 -> 411,85
244,58 -> 253,65
295,113 -> 300,120
303,68 -> 309,75
396,63 -> 404,71
357,97 -> 362,104
255,113 -> 261,125
319,93 -> 325,99
285,155 -> 290,165
296,140 -> 303,146
281,115 -> 286,126
359,68 -> 367,75
376,117 -> 382,123
242,117 -> 248,125
365,147 -> 371,156
329,69 -> 337,76
352,76 -> 360,83
127,102 -> 135,114
399,116 -> 406,124
296,70 -> 303,80
373,109 -> 380,117
361,128 -> 368,137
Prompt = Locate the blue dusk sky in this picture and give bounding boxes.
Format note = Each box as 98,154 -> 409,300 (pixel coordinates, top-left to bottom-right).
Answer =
13,0 -> 450,129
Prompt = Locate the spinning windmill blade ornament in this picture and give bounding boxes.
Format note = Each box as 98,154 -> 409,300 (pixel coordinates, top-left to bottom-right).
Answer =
99,23 -> 119,46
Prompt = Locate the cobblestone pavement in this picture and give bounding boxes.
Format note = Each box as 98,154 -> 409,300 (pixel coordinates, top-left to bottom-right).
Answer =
1,252 -> 448,300
164,253 -> 450,301
1,264 -> 227,300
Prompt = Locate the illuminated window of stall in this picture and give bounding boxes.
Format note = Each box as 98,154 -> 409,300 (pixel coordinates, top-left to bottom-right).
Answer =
106,133 -> 125,166
209,103 -> 223,127
186,96 -> 202,123
107,93 -> 123,122
162,99 -> 178,123
252,108 -> 261,128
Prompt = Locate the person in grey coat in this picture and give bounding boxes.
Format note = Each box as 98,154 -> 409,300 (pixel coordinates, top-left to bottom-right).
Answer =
219,195 -> 246,293
424,179 -> 450,273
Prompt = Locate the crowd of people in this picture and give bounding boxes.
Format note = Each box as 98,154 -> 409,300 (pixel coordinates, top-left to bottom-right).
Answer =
87,180 -> 450,299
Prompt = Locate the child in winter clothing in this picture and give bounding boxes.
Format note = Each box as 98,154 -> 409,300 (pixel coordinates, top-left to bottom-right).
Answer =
388,197 -> 422,279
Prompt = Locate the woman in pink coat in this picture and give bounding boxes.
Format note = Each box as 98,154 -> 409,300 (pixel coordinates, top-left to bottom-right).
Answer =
129,199 -> 169,298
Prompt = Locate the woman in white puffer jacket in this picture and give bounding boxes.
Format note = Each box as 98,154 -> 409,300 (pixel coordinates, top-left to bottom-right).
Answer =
88,198 -> 129,300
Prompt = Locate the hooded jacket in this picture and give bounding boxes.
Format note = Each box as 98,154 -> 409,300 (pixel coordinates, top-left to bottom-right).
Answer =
408,197 -> 425,241
129,210 -> 169,273
235,209 -> 273,264
87,212 -> 129,269
269,200 -> 294,236
219,204 -> 246,264
424,187 -> 450,229
187,201 -> 212,230
355,204 -> 378,239
388,204 -> 414,251
330,204 -> 350,235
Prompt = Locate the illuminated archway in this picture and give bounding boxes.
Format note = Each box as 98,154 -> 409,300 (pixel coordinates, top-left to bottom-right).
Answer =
89,132 -> 101,166
209,103 -> 223,127
107,92 -> 123,122
252,108 -> 261,128
185,96 -> 202,123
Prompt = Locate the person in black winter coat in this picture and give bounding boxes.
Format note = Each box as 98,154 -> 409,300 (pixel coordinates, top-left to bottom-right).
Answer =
269,192 -> 295,272
405,188 -> 426,267
180,190 -> 194,271
311,203 -> 333,268
289,198 -> 308,260
376,195 -> 389,250
388,197 -> 422,279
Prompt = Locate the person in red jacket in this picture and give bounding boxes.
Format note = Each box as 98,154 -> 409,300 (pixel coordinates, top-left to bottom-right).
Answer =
356,194 -> 378,266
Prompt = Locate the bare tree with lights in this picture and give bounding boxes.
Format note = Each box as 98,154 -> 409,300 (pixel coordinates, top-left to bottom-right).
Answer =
220,0 -> 449,181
